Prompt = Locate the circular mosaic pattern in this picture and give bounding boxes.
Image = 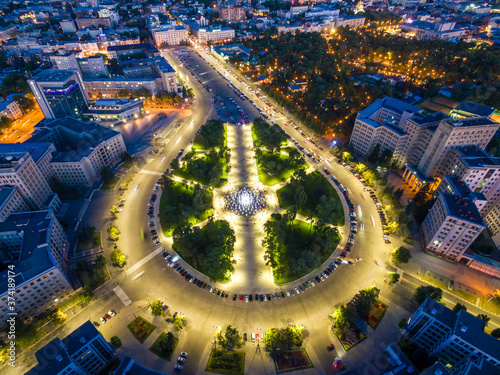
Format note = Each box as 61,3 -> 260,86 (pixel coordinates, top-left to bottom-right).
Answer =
225,186 -> 266,216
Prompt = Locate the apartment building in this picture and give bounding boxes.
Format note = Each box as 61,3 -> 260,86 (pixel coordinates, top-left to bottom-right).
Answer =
75,17 -> 112,30
0,211 -> 72,326
84,98 -> 145,125
0,98 -> 23,120
417,117 -> 499,179
78,56 -> 109,78
28,69 -> 90,120
0,143 -> 54,210
219,4 -> 246,22
107,43 -> 160,60
151,25 -> 189,47
0,186 -> 29,222
400,21 -> 466,41
49,50 -> 80,70
26,117 -> 127,187
421,190 -> 486,261
186,22 -> 235,44
26,320 -> 116,375
348,97 -> 421,160
404,297 -> 500,370
59,19 -> 76,33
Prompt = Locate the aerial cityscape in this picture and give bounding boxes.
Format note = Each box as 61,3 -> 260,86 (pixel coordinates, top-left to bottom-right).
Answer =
0,0 -> 499,374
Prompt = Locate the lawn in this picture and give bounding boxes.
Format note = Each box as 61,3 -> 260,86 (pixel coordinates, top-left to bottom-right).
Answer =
75,231 -> 101,253
277,171 -> 344,226
158,181 -> 214,237
175,151 -> 228,187
149,332 -> 179,360
256,150 -> 309,186
482,297 -> 500,315
127,316 -> 156,344
102,176 -> 120,190
273,349 -> 313,373
75,256 -> 109,291
364,300 -> 388,329
265,217 -> 341,285
336,324 -> 366,351
206,348 -> 245,375
192,120 -> 226,150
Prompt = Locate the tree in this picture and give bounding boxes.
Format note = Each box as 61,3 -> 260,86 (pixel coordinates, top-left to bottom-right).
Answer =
413,184 -> 431,206
50,309 -> 67,326
11,320 -> 41,348
453,303 -> 467,313
217,325 -> 243,350
386,221 -> 399,235
174,314 -> 187,331
394,188 -> 404,201
389,273 -> 400,284
330,304 -> 355,333
391,246 -> 412,264
100,167 -> 115,184
150,300 -> 166,316
110,249 -> 126,267
367,143 -> 381,164
110,336 -> 122,348
477,314 -> 490,326
353,286 -> 380,316
294,184 -> 308,211
170,158 -> 180,171
341,151 -> 353,163
491,328 -> 500,338
108,224 -> 119,241
12,94 -> 34,111
1,73 -> 29,94
414,286 -> 443,304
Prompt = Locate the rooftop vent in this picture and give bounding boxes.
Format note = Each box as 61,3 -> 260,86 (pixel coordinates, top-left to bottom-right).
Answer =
460,325 -> 468,333
56,355 -> 63,362
79,337 -> 86,344
431,308 -> 437,315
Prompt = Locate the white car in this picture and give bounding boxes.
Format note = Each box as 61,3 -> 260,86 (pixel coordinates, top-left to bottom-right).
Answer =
285,290 -> 291,297
108,310 -> 116,316
100,317 -> 106,324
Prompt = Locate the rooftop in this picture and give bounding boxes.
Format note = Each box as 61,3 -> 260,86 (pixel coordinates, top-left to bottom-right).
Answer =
0,211 -> 60,295
441,192 -> 485,226
30,69 -> 76,83
453,101 -> 495,118
114,355 -> 168,375
26,117 -> 122,163
358,96 -> 421,120
0,143 -> 53,169
62,320 -> 102,355
26,338 -> 72,375
443,116 -> 499,129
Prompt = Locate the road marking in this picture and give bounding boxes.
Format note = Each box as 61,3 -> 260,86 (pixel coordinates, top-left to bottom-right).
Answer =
126,247 -> 164,276
161,156 -> 166,162
131,271 -> 145,280
176,136 -> 182,144
139,170 -> 163,176
113,286 -> 132,306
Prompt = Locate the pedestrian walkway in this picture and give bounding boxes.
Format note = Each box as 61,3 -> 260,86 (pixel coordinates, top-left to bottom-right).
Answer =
126,247 -> 164,276
140,169 -> 164,176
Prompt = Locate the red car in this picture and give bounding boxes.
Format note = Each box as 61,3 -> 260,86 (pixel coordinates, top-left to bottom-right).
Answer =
327,344 -> 335,351
240,295 -> 244,301
334,358 -> 346,370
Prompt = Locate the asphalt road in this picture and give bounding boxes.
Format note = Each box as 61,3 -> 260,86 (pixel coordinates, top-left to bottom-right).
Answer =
0,107 -> 44,144
12,47 -> 499,375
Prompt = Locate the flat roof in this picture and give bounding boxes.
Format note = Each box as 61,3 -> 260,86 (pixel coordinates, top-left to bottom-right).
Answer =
454,101 -> 495,118
441,192 -> 485,226
0,143 -> 53,168
31,69 -> 76,83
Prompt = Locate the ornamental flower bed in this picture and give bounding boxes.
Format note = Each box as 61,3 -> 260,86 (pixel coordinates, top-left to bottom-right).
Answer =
274,349 -> 313,373
127,316 -> 156,344
337,324 -> 366,351
365,300 -> 388,329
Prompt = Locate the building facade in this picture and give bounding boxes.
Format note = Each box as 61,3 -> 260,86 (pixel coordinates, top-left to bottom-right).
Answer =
0,211 -> 72,326
84,98 -> 145,125
26,320 -> 116,375
404,297 -> 500,370
0,186 -> 30,222
78,56 -> 109,78
151,25 -> 189,47
28,69 -> 90,120
0,99 -> 23,120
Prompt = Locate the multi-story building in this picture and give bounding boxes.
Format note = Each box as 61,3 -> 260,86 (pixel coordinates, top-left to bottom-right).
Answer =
76,17 -> 112,30
400,21 -> 467,41
59,19 -> 76,33
0,211 -> 72,326
0,143 -> 54,210
28,69 -> 90,120
151,25 -> 189,47
403,297 -> 500,370
77,56 -> 109,78
26,117 -> 127,187
26,320 -> 116,375
0,99 -> 23,119
334,15 -> 366,29
219,4 -> 246,22
186,22 -> 235,44
49,50 -> 80,70
0,186 -> 29,222
107,43 -> 160,60
348,97 -> 421,160
421,189 -> 486,261
0,25 -> 18,41
416,117 -> 499,179
76,27 -> 103,40
84,98 -> 145,125
84,56 -> 178,96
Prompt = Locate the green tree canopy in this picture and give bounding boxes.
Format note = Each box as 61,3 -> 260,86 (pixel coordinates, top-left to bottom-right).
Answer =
414,286 -> 443,305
